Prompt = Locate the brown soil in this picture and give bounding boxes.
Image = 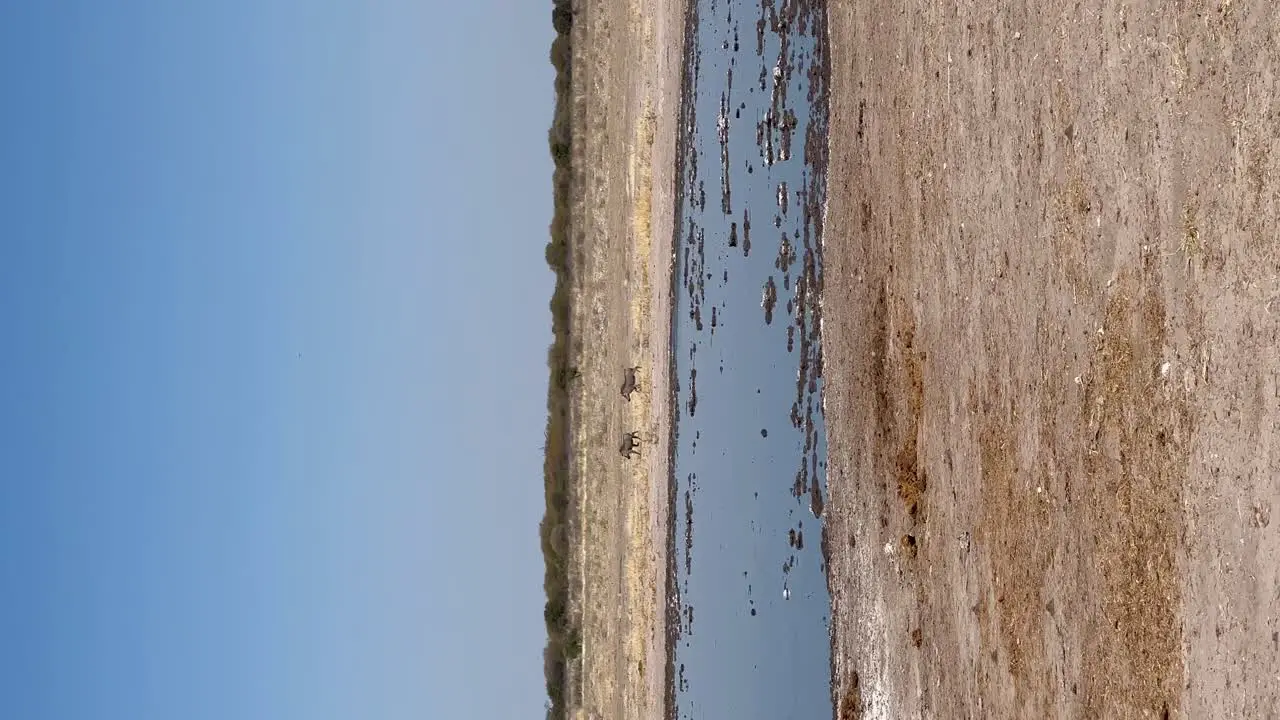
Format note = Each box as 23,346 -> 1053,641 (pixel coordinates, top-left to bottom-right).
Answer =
821,2 -> 1280,718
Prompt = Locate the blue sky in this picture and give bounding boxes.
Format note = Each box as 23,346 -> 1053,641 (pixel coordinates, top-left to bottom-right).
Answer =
0,1 -> 554,717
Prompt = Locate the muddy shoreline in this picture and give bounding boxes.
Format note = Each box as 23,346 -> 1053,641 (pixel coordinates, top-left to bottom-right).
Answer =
661,0 -> 700,717
820,2 -> 1280,718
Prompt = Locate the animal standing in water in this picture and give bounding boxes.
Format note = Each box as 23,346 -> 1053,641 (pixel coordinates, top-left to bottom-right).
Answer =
619,431 -> 641,459
620,365 -> 641,401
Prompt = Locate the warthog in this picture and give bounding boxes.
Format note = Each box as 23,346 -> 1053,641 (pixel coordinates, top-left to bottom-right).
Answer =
620,366 -> 641,401
619,431 -> 641,459
557,366 -> 581,389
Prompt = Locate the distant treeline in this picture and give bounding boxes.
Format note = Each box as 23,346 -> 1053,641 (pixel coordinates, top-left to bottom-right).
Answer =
541,0 -> 578,718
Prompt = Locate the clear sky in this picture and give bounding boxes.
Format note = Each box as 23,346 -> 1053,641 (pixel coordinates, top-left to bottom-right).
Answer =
0,1 -> 554,717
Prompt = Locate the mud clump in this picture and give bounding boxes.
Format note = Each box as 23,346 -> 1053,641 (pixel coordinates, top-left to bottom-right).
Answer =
900,533 -> 918,560
762,276 -> 778,324
839,673 -> 863,720
809,474 -> 825,519
775,235 -> 796,272
686,367 -> 698,417
896,443 -> 927,523
683,488 -> 694,575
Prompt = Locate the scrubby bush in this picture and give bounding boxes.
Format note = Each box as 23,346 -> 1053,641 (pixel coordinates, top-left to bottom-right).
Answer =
540,1 -> 580,718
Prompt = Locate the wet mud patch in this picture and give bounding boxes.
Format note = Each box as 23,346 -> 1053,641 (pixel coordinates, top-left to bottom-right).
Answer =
976,409 -> 1055,698
868,283 -> 927,526
1077,269 -> 1190,718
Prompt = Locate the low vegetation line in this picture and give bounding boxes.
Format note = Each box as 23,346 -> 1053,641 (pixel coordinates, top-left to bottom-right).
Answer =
540,1 -> 578,718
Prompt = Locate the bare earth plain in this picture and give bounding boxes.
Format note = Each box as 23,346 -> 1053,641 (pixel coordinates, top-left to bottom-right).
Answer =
559,0 -> 684,719
821,1 -> 1280,719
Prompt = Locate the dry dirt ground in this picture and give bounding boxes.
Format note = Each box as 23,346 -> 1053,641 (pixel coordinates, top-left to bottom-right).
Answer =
561,0 -> 684,719
821,1 -> 1280,718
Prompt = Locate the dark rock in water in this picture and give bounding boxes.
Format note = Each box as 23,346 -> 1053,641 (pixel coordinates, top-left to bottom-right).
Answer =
761,428 -> 768,438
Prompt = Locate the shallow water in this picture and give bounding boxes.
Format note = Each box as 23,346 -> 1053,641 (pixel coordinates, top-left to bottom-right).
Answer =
668,0 -> 831,717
